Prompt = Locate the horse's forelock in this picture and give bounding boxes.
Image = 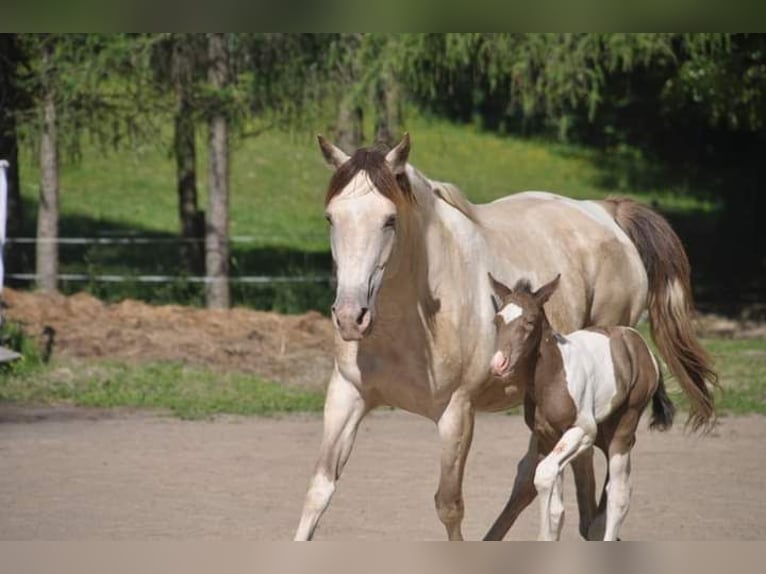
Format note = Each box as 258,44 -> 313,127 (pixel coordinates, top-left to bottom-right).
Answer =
325,145 -> 414,208
512,278 -> 534,295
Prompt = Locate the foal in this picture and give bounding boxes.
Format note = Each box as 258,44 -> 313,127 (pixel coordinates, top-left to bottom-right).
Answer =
488,273 -> 675,541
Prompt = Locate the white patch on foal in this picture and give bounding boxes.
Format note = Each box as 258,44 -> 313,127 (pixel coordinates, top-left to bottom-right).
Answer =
556,330 -> 618,424
498,302 -> 523,324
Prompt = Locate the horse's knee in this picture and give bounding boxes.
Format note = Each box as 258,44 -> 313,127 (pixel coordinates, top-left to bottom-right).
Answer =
534,461 -> 558,494
607,480 -> 631,515
434,489 -> 464,525
550,495 -> 565,529
305,473 -> 336,513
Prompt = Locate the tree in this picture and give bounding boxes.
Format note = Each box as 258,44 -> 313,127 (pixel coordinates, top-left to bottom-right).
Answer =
205,33 -> 230,309
36,36 -> 59,293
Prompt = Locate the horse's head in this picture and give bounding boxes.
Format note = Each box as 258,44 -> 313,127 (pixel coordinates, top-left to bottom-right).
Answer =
488,273 -> 560,379
318,133 -> 414,341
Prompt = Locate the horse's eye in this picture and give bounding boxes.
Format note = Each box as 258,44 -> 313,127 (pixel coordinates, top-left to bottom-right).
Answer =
325,214 -> 333,226
383,215 -> 397,229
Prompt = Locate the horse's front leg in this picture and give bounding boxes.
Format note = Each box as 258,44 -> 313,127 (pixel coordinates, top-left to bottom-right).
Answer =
484,435 -> 599,540
434,391 -> 475,541
483,432 -> 540,540
294,367 -> 369,541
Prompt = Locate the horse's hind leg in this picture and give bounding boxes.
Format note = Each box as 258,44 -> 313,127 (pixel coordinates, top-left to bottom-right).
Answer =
603,450 -> 632,541
435,391 -> 475,541
483,433 -> 540,540
294,368 -> 369,541
571,448 -> 600,539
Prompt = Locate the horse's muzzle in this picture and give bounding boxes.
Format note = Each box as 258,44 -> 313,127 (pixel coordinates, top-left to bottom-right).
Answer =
332,302 -> 373,341
490,351 -> 511,378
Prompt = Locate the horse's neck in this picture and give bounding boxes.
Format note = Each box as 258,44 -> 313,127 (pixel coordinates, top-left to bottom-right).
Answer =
529,318 -> 560,402
383,174 -> 478,309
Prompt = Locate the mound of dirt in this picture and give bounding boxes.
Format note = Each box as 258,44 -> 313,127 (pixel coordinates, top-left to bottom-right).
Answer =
1,289 -> 335,391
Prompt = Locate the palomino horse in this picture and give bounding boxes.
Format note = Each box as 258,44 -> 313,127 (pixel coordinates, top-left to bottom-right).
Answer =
488,274 -> 676,540
294,134 -> 716,541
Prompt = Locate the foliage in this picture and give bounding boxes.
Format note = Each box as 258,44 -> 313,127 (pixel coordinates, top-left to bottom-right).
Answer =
13,34 -> 160,159
0,320 -> 44,375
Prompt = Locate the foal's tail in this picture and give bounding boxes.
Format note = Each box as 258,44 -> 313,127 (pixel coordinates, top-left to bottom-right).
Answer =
605,198 -> 719,432
650,369 -> 675,431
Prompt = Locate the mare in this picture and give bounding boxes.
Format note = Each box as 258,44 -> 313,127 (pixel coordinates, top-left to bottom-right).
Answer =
294,134 -> 716,541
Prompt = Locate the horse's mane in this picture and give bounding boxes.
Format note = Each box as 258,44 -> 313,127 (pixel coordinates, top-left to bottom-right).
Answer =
325,144 -> 414,208
512,278 -> 534,295
431,180 -> 479,223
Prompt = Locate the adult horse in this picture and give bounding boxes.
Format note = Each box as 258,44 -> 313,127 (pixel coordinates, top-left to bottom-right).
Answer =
294,134 -> 716,541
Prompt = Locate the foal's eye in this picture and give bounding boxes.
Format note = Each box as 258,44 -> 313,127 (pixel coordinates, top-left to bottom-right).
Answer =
383,215 -> 397,229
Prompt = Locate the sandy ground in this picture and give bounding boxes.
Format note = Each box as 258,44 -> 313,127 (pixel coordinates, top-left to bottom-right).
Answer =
1,407 -> 764,541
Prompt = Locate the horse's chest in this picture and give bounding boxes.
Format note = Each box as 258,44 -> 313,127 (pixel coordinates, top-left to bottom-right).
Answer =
336,323 -> 483,414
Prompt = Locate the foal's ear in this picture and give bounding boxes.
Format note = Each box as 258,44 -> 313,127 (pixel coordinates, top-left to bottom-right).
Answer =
385,132 -> 410,175
317,134 -> 350,169
488,273 -> 512,301
534,274 -> 561,305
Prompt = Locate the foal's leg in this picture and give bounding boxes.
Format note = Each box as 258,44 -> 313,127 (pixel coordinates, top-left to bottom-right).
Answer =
294,368 -> 369,541
571,448 -> 599,538
603,451 -> 632,541
484,436 -> 599,540
534,427 -> 594,541
434,391 -> 475,541
549,472 -> 566,540
483,433 -> 541,540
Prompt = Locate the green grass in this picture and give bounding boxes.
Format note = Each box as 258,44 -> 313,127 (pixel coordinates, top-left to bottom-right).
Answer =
0,358 -> 324,419
11,113 -> 720,312
704,338 -> 766,415
18,114 -> 716,247
1,332 -> 762,419
634,323 -> 765,417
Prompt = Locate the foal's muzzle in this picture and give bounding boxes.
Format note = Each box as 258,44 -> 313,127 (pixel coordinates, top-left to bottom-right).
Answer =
490,351 -> 511,378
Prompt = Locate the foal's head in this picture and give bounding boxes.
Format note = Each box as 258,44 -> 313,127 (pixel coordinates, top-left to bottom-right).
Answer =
488,273 -> 561,379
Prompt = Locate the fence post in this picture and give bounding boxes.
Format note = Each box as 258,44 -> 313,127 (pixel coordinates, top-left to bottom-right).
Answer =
1,159 -> 8,298
1,158 -> 21,362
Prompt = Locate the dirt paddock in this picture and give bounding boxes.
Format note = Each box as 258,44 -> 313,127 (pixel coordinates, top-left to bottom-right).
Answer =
1,407 -> 764,540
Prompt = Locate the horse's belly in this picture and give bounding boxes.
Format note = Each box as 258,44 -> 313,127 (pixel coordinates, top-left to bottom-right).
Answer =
473,378 -> 525,412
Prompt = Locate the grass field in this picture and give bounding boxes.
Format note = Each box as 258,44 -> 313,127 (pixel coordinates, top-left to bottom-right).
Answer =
1,331 -> 762,419
4,112 -> 760,418
10,113 -> 720,311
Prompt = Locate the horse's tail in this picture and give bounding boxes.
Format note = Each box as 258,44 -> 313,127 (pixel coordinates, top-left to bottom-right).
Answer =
649,368 -> 675,431
605,198 -> 719,431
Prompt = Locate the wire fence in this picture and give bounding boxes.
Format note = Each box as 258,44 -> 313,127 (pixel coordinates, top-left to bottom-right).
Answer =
4,235 -> 333,286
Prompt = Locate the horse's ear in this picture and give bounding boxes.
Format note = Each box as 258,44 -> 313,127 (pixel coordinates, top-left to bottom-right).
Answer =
534,274 -> 561,305
488,273 -> 512,301
385,132 -> 410,175
317,134 -> 350,170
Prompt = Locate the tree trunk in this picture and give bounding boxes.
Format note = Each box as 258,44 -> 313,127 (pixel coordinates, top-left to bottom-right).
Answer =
335,96 -> 363,152
205,33 -> 230,309
0,34 -> 23,276
374,72 -> 402,146
36,40 -> 58,294
172,37 -> 202,275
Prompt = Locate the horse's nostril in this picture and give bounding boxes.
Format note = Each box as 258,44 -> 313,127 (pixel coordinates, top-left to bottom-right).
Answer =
356,307 -> 369,325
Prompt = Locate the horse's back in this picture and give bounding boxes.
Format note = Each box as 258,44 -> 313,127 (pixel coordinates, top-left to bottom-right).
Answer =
476,192 -> 648,331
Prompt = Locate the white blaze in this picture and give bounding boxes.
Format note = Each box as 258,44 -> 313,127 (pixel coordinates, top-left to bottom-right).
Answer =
499,302 -> 523,324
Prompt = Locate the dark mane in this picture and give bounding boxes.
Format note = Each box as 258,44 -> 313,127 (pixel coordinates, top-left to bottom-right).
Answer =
512,278 -> 534,295
325,144 -> 414,207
